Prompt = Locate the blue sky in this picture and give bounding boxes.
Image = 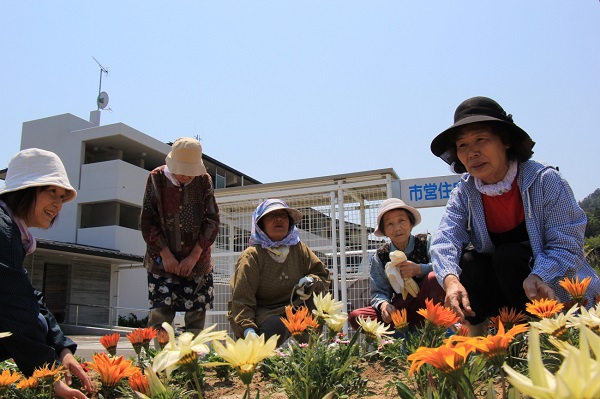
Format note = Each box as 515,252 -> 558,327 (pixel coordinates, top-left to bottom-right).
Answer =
1,2 -> 599,233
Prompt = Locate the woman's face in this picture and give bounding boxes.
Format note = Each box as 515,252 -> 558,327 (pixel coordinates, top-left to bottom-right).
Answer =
261,210 -> 291,242
382,209 -> 413,249
173,174 -> 195,185
456,125 -> 510,184
26,186 -> 69,228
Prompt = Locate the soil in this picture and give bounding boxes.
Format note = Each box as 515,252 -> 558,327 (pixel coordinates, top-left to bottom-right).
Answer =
201,361 -> 396,399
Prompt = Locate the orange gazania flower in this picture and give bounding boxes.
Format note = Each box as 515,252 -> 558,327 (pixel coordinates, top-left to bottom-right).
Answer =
526,298 -> 564,319
417,298 -> 460,328
559,276 -> 592,305
490,307 -> 527,330
32,363 -> 64,383
156,328 -> 170,349
16,376 -> 39,390
407,336 -> 475,377
472,320 -> 529,368
100,332 -> 121,356
127,328 -> 145,354
391,308 -> 408,331
0,369 -> 22,388
281,306 -> 315,336
87,353 -> 140,388
128,371 -> 150,395
455,324 -> 470,337
141,327 -> 158,352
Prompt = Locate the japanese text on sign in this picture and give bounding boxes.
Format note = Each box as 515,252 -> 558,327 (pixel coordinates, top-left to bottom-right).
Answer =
399,175 -> 461,208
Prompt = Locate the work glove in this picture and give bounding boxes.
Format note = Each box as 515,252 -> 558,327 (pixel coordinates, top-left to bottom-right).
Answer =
295,276 -> 315,301
385,250 -> 420,299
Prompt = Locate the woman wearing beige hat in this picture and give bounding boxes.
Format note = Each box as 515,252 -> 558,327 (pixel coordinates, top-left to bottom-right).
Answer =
141,137 -> 220,336
0,148 -> 94,398
348,198 -> 445,332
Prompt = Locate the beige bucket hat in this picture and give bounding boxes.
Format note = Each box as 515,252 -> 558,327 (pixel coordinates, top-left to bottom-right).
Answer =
374,198 -> 421,237
165,137 -> 207,176
0,148 -> 77,202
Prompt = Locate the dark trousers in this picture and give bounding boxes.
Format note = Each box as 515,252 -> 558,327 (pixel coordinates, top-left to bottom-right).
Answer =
460,242 -> 532,324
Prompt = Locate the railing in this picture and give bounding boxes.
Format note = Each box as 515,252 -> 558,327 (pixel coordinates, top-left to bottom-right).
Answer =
65,303 -> 149,328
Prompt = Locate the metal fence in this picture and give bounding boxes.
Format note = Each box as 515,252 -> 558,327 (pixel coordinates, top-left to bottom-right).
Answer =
209,171 -> 394,335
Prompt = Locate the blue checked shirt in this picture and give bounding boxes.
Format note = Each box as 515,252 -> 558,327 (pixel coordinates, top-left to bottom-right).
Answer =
430,160 -> 600,305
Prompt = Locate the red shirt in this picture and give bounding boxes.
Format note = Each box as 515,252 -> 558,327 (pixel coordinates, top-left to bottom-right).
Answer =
482,179 -> 524,234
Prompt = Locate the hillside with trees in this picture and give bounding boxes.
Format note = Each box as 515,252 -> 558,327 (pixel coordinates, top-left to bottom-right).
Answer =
580,188 -> 600,269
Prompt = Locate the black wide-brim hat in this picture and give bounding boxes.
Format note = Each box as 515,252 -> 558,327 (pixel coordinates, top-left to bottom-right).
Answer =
430,96 -> 535,169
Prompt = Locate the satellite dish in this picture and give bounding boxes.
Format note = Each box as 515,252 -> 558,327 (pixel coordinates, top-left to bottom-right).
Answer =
97,91 -> 109,110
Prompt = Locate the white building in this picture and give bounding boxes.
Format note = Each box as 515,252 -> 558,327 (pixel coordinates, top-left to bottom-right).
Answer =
4,111 -> 259,332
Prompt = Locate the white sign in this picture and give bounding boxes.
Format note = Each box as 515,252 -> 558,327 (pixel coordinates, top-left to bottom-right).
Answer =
398,175 -> 461,208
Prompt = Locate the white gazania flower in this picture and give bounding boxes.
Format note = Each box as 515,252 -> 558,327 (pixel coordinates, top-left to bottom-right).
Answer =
531,305 -> 579,337
152,322 -> 228,377
573,303 -> 600,331
325,313 -> 348,334
356,316 -> 393,342
0,332 -> 12,338
312,292 -> 346,322
206,333 -> 278,385
504,322 -> 600,399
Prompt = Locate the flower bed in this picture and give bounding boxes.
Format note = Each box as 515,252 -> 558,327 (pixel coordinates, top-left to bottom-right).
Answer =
1,278 -> 599,399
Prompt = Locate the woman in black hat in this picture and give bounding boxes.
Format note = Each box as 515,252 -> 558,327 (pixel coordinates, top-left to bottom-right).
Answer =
429,96 -> 600,335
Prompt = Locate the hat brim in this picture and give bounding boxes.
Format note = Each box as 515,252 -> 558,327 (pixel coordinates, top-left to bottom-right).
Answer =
430,116 -> 532,164
259,204 -> 302,225
374,203 -> 421,237
0,182 -> 77,203
165,156 -> 207,176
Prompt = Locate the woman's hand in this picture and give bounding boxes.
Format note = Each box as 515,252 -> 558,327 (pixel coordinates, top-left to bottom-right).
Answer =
444,275 -> 475,323
523,275 -> 556,301
59,349 -> 95,393
54,380 -> 90,399
159,249 -> 179,274
399,261 -> 421,279
178,255 -> 198,277
379,302 -> 397,324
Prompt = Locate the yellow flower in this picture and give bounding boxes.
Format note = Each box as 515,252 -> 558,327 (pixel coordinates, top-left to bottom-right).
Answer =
532,304 -> 579,340
356,316 -> 394,342
100,332 -> 121,356
325,313 -> 348,334
16,376 -> 38,390
0,369 -> 22,388
526,298 -> 564,319
416,298 -> 460,328
152,322 -> 228,377
559,276 -> 592,305
208,333 -> 278,385
574,302 -> 600,333
391,308 -> 408,331
504,322 -> 600,399
86,352 -> 139,388
312,292 -> 347,323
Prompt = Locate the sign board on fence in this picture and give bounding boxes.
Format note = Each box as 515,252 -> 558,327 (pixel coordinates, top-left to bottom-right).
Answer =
395,175 -> 462,208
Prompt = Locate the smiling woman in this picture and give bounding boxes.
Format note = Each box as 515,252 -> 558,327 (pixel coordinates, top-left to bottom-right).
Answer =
0,148 -> 94,399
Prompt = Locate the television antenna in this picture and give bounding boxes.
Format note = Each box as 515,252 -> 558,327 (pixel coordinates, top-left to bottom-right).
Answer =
92,56 -> 109,110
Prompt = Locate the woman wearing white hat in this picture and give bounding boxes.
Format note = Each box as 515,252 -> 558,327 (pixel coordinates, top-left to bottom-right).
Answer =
348,198 -> 445,332
0,148 -> 94,398
141,137 -> 220,336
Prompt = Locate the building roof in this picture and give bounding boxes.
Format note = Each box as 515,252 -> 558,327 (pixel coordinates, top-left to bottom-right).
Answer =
35,238 -> 143,264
